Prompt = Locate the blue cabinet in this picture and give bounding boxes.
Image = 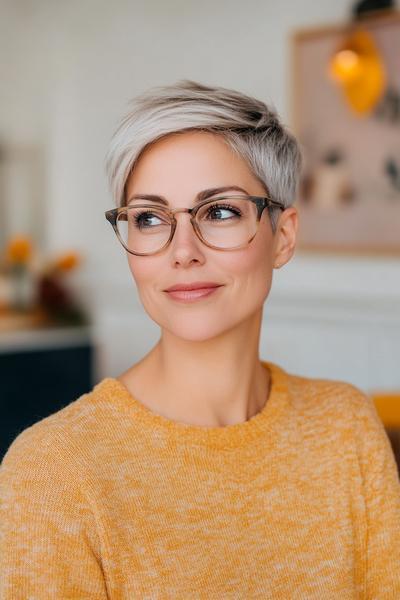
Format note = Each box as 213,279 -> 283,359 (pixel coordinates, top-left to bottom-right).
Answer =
0,326 -> 94,460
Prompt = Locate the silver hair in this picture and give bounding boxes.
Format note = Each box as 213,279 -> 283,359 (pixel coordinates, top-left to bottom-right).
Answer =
105,80 -> 302,233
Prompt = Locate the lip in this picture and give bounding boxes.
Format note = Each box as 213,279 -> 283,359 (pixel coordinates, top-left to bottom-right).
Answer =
163,282 -> 224,303
164,281 -> 223,292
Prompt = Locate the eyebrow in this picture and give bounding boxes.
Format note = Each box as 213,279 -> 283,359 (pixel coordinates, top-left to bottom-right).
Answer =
126,185 -> 250,207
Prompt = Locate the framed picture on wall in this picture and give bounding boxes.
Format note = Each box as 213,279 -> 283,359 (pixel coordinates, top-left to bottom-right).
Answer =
291,11 -> 400,255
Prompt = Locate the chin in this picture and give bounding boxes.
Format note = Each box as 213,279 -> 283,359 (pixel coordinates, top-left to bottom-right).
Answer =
140,291 -> 266,343
147,311 -> 236,343
171,321 -> 231,343
157,308 -> 260,344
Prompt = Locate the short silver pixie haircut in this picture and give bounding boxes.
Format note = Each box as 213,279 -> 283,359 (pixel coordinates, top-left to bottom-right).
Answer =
105,80 -> 302,233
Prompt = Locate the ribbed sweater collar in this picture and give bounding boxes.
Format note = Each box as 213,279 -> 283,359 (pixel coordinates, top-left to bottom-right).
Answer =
93,361 -> 290,451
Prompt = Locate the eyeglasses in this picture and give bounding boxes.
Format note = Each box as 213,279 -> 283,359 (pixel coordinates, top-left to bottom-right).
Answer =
105,194 -> 284,256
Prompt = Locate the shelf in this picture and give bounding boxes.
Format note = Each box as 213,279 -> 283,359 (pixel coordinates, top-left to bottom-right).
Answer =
0,324 -> 93,354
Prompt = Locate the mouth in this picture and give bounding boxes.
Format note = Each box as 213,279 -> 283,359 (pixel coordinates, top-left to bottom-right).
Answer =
163,282 -> 223,303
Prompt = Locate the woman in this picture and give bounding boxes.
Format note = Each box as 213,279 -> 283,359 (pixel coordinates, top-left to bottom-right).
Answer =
1,80 -> 399,599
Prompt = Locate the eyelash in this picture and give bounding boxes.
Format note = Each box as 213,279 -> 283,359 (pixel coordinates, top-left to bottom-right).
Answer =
132,211 -> 165,227
204,203 -> 243,218
132,203 -> 243,225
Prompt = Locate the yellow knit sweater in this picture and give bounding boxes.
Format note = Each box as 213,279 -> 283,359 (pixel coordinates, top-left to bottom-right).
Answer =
1,361 -> 400,599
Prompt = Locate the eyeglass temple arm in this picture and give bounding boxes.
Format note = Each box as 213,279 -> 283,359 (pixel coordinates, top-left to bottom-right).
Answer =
105,209 -> 120,225
267,199 -> 285,210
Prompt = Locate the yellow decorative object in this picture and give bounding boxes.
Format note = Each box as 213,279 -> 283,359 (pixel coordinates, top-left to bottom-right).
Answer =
5,236 -> 33,265
371,393 -> 400,429
54,252 -> 81,272
329,29 -> 386,115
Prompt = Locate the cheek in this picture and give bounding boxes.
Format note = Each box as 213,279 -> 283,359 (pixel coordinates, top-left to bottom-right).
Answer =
221,230 -> 274,300
225,256 -> 272,310
127,256 -> 148,283
127,256 -> 159,304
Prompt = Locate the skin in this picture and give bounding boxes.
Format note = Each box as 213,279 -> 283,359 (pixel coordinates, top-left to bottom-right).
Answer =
118,130 -> 298,427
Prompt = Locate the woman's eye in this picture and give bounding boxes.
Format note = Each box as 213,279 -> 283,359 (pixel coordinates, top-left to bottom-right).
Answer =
132,211 -> 167,228
205,204 -> 242,221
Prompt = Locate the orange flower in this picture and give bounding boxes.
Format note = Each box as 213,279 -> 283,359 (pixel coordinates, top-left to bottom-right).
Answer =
54,252 -> 81,272
6,236 -> 33,264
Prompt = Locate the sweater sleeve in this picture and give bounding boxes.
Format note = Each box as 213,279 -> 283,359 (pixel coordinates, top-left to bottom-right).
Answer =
0,425 -> 109,600
351,387 -> 400,598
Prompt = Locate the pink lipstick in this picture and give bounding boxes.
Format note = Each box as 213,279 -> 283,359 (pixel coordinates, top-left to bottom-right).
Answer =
164,282 -> 223,303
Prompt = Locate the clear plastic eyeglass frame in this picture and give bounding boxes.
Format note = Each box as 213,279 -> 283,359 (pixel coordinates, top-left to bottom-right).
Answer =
105,194 -> 285,256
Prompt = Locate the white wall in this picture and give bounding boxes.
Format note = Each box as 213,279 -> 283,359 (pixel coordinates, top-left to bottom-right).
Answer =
1,0 -> 399,392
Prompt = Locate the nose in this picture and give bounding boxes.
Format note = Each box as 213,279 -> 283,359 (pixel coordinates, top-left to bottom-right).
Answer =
168,211 -> 206,268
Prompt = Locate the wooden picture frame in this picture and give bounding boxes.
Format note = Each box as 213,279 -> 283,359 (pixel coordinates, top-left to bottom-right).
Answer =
290,11 -> 400,256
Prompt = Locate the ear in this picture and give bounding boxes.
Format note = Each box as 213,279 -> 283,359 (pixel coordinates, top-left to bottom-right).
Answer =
272,207 -> 298,269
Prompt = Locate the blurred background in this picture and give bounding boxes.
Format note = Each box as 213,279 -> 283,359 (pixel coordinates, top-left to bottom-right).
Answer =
1,0 -> 400,459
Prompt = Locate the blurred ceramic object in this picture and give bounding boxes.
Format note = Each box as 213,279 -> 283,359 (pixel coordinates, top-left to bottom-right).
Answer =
302,150 -> 355,209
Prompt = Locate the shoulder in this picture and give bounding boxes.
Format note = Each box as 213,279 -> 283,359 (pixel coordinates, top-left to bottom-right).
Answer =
274,363 -> 395,477
1,378 -> 117,474
270,361 -> 380,430
0,390 -> 109,589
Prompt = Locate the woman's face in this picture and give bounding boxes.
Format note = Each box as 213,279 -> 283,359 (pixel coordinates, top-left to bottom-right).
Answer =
124,130 -> 295,342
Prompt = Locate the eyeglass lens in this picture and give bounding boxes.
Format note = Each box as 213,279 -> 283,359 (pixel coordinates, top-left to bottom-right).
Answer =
116,196 -> 259,254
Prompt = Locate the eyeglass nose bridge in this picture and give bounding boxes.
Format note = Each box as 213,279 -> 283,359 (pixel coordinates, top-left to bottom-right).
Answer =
167,206 -> 202,246
169,206 -> 196,217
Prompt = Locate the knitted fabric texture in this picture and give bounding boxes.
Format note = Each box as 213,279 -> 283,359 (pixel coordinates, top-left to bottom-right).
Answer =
1,361 -> 400,599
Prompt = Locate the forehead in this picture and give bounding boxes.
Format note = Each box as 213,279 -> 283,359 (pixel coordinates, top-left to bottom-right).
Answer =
137,130 -> 233,161
125,130 -> 263,200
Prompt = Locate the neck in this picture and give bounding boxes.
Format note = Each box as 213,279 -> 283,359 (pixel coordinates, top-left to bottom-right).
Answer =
120,309 -> 271,427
